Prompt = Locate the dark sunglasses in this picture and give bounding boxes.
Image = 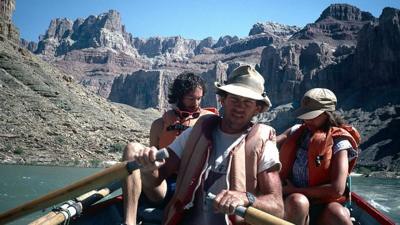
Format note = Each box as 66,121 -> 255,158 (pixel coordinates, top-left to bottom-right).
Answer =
175,109 -> 201,119
166,123 -> 190,131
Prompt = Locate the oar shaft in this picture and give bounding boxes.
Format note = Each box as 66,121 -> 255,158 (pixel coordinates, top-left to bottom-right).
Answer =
0,162 -> 128,224
32,213 -> 65,225
0,148 -> 168,224
244,206 -> 293,225
78,182 -> 120,209
29,200 -> 81,225
28,212 -> 58,225
29,182 -> 120,225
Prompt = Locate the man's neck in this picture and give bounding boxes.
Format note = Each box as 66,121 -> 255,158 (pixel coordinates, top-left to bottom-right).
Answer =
175,104 -> 199,113
219,119 -> 250,134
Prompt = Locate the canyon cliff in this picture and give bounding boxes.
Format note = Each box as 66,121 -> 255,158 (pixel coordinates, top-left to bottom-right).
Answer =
12,3 -> 400,171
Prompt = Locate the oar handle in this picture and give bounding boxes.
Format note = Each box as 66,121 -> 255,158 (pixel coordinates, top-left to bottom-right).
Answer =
126,148 -> 169,173
206,193 -> 293,225
155,148 -> 169,160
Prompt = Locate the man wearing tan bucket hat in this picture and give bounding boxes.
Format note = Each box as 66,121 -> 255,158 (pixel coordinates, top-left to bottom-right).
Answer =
122,65 -> 284,225
277,88 -> 361,225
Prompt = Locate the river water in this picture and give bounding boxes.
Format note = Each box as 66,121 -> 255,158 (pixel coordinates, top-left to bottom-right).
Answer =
0,164 -> 399,224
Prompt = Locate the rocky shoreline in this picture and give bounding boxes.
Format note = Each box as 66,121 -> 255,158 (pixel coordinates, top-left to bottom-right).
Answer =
0,156 -> 122,168
351,171 -> 400,179
363,171 -> 400,179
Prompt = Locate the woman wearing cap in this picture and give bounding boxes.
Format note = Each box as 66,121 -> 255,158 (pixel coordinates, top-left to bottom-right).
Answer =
278,88 -> 360,225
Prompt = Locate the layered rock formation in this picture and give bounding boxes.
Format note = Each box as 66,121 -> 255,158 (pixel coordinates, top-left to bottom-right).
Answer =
259,4 -> 377,106
258,5 -> 400,171
351,7 -> 400,91
26,9 -> 296,99
341,8 -> 400,171
0,39 -> 163,166
108,61 -> 238,111
27,10 -> 152,98
258,6 -> 400,111
15,4 -> 400,171
213,35 -> 239,48
133,36 -> 198,59
20,38 -> 38,52
291,4 -> 376,44
249,22 -> 300,37
0,0 -> 19,44
35,10 -> 137,56
259,41 -> 339,105
109,69 -> 179,110
217,23 -> 301,54
0,41 -> 163,166
0,6 -> 160,166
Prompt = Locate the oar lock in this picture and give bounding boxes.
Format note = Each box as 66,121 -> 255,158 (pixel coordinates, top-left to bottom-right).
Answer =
52,200 -> 83,221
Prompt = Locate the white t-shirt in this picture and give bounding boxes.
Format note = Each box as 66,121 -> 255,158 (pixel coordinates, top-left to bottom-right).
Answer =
169,127 -> 280,173
169,126 -> 281,225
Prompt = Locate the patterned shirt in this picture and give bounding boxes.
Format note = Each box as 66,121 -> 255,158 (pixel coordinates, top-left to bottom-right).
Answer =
289,124 -> 357,188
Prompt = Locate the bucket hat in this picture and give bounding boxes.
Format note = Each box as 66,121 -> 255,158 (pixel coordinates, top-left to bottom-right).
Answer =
215,65 -> 271,112
294,88 -> 337,120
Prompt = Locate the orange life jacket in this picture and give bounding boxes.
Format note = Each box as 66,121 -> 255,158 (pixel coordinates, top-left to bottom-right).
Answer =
158,107 -> 217,148
279,124 -> 361,203
163,114 -> 277,225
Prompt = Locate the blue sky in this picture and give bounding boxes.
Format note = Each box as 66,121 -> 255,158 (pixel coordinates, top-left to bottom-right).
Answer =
13,0 -> 400,42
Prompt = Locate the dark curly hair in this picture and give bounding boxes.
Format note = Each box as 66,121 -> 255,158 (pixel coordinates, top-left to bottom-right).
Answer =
168,72 -> 206,106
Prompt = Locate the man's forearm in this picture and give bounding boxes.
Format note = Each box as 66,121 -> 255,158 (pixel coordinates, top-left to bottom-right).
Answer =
284,184 -> 344,200
256,170 -> 285,218
254,193 -> 284,218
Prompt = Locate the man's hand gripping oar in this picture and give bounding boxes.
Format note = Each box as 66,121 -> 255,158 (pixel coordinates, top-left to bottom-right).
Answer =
0,148 -> 169,225
207,193 -> 293,225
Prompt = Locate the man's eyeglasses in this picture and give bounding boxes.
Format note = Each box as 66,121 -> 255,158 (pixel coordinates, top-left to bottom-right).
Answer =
175,109 -> 201,119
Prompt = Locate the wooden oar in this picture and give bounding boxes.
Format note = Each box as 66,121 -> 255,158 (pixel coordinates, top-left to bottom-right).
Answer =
29,181 -> 121,225
207,193 -> 293,225
0,149 -> 168,224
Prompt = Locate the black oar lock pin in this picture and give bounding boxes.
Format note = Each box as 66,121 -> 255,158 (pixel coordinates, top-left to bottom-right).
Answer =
315,155 -> 324,167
